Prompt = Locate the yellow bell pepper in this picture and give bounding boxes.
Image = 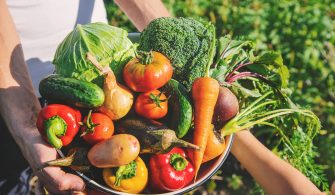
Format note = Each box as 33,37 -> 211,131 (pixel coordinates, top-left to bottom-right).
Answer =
103,156 -> 148,194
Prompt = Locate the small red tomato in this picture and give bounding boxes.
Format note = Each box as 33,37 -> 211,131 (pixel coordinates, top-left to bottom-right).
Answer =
123,51 -> 173,92
135,90 -> 168,119
81,111 -> 114,145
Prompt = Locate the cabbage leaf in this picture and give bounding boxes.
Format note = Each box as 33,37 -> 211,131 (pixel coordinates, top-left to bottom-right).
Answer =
53,22 -> 134,82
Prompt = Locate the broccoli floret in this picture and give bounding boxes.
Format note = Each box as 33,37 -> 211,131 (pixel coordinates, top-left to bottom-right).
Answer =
139,17 -> 215,90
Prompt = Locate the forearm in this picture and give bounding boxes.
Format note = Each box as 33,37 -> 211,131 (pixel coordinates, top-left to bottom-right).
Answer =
231,131 -> 322,195
114,0 -> 170,31
0,0 -> 41,159
0,2 -> 87,192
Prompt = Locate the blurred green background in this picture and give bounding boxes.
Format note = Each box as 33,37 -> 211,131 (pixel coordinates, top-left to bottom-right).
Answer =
104,0 -> 335,193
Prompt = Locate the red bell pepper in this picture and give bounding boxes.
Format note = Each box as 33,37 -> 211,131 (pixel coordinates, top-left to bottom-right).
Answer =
149,147 -> 195,193
36,104 -> 82,149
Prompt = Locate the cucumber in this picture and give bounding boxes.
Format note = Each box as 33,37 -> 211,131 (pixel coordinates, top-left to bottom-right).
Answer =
39,74 -> 105,108
161,79 -> 193,138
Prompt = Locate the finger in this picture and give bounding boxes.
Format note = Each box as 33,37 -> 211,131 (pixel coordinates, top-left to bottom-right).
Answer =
71,190 -> 87,195
86,188 -> 109,195
35,179 -> 46,195
38,166 -> 85,194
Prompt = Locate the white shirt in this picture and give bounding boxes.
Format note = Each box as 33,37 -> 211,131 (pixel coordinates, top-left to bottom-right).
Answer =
7,0 -> 108,96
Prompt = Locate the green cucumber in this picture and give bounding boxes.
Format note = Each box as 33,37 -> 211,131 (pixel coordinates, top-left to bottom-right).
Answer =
39,74 -> 105,108
161,79 -> 193,138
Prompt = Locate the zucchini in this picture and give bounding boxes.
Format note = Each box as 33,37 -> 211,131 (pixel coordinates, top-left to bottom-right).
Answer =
117,117 -> 168,153
39,74 -> 105,108
117,117 -> 199,153
161,79 -> 193,138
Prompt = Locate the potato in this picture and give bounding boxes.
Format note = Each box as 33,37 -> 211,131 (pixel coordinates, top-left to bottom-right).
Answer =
88,134 -> 140,168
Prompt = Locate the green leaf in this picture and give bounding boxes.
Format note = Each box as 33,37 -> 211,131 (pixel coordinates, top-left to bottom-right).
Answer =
250,51 -> 290,88
209,60 -> 228,83
214,36 -> 254,64
211,36 -> 254,82
231,82 -> 262,98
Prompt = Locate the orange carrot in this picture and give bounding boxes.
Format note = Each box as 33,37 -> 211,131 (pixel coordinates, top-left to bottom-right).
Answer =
203,125 -> 226,163
190,22 -> 218,178
191,77 -> 220,178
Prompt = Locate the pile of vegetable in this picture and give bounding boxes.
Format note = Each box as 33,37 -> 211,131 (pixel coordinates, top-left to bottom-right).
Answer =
36,18 -> 322,194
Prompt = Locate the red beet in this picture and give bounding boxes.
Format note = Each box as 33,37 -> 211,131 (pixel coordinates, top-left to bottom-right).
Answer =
212,87 -> 239,128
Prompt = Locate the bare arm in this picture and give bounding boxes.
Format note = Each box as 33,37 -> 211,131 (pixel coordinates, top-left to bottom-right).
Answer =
114,0 -> 170,31
231,131 -> 323,195
0,1 -> 84,193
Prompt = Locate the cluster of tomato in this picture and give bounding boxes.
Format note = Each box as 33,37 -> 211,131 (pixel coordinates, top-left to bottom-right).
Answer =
123,51 -> 172,120
79,50 -> 174,147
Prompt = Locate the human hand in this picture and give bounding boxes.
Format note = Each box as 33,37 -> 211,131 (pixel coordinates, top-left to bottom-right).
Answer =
24,131 -> 85,194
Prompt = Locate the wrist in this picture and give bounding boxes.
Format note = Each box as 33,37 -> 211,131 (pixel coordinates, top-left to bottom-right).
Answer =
115,0 -> 170,31
231,130 -> 251,155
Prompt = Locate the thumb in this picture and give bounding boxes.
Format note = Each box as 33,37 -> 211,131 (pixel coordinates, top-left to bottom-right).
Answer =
37,166 -> 85,194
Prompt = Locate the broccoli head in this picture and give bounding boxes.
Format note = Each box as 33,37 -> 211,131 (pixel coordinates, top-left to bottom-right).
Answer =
139,17 -> 216,90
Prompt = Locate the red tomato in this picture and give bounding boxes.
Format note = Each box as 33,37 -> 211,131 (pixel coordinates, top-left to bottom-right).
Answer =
135,90 -> 168,119
123,51 -> 173,92
81,111 -> 114,145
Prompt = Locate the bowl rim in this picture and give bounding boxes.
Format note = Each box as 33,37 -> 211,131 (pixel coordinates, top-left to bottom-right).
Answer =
57,133 -> 234,195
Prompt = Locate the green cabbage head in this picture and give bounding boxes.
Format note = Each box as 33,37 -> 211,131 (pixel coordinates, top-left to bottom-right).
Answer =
53,22 -> 134,83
